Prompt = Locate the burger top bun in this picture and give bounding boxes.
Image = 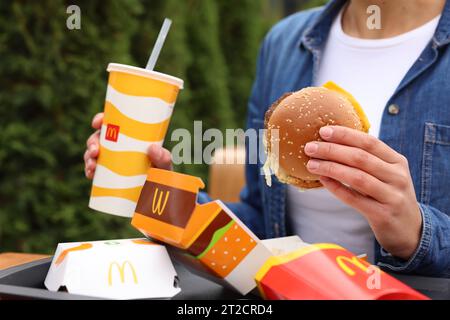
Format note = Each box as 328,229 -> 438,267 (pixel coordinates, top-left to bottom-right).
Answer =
263,81 -> 370,189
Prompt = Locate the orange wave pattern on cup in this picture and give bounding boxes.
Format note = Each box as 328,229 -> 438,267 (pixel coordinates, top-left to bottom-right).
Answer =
89,63 -> 183,217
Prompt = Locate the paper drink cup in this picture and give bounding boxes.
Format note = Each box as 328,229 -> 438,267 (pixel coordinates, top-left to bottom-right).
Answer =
89,63 -> 183,217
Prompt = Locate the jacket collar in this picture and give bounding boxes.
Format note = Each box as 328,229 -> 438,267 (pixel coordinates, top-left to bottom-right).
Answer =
300,0 -> 450,51
434,0 -> 450,47
300,0 -> 346,52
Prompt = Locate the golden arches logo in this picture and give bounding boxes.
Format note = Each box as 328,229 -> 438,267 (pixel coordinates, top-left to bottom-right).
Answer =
105,124 -> 120,142
108,261 -> 138,286
336,255 -> 370,276
152,188 -> 170,215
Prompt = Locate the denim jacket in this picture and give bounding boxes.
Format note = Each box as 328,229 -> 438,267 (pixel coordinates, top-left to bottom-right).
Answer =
199,0 -> 450,277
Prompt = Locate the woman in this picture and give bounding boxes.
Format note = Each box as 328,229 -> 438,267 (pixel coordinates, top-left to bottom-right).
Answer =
84,0 -> 450,276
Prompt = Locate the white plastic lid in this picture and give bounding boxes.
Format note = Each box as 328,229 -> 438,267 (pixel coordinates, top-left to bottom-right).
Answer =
107,63 -> 184,89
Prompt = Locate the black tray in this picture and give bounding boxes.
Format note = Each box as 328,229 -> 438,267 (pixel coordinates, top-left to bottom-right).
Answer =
0,258 -> 253,300
1,258 -> 449,300
389,273 -> 450,300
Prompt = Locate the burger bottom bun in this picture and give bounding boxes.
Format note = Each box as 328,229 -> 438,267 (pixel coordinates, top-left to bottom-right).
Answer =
273,158 -> 323,189
263,139 -> 323,190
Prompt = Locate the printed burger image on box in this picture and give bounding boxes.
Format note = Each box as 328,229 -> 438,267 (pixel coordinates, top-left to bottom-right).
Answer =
131,168 -> 272,295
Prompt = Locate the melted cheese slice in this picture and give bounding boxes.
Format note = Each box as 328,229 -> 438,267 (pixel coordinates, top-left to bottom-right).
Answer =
322,81 -> 371,133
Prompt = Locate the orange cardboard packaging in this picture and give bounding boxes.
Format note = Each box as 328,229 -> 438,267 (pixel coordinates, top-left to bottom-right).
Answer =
131,168 -> 272,295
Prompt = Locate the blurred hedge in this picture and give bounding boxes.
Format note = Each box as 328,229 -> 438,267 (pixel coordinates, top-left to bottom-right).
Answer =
0,0 -> 325,253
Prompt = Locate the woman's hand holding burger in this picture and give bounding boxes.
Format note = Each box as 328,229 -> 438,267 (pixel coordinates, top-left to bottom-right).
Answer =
84,112 -> 173,180
264,83 -> 422,261
304,125 -> 422,261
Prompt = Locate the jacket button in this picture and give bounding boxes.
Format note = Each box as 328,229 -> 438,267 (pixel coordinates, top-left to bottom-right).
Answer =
388,104 -> 400,115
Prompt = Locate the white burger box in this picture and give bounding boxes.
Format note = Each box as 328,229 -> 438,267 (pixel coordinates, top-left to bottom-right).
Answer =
44,238 -> 180,300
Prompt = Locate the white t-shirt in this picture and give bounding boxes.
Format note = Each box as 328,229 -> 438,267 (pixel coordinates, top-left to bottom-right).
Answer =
287,10 -> 440,262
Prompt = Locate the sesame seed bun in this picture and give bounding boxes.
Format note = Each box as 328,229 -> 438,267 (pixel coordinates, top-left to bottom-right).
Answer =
263,82 -> 370,189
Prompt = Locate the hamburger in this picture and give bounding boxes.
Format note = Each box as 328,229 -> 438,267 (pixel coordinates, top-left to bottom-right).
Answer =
263,81 -> 370,189
169,201 -> 262,280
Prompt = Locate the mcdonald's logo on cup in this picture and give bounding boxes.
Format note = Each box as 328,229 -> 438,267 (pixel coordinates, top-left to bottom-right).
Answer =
108,260 -> 138,286
152,188 -> 170,216
105,124 -> 120,142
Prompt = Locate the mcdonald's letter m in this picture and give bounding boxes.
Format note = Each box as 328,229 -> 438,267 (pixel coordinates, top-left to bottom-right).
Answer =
105,124 -> 120,142
108,261 -> 138,286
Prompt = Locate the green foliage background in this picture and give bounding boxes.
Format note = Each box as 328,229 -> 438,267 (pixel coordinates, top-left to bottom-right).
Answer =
0,0 -> 327,253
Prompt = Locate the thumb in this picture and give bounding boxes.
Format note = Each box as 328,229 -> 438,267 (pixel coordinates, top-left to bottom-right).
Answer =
148,144 -> 173,171
91,113 -> 104,130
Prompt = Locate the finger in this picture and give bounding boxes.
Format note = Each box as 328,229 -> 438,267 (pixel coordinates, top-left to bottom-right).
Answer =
88,143 -> 99,158
86,130 -> 100,148
319,176 -> 383,218
319,126 -> 401,164
85,157 -> 98,179
85,167 -> 92,179
85,158 -> 97,171
91,113 -> 104,130
148,144 -> 172,170
160,148 -> 173,171
304,141 -> 394,182
83,149 -> 91,162
307,159 -> 394,204
85,168 -> 95,179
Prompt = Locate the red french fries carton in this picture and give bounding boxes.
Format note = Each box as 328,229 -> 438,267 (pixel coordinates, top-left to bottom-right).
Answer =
255,243 -> 429,300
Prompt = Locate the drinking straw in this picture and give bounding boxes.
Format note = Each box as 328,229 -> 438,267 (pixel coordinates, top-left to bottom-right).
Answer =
146,18 -> 172,70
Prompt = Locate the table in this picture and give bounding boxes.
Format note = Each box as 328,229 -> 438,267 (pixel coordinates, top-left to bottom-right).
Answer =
0,253 -> 50,271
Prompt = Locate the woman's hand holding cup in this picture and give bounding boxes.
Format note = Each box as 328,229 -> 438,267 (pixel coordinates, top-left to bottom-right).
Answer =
84,112 -> 173,179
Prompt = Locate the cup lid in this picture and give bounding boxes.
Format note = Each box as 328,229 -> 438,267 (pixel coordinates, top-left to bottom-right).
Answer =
107,63 -> 184,89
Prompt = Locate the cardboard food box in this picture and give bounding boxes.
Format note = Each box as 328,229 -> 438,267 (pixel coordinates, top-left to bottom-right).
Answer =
131,168 -> 272,295
44,238 -> 180,299
255,242 -> 429,300
261,235 -> 310,256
